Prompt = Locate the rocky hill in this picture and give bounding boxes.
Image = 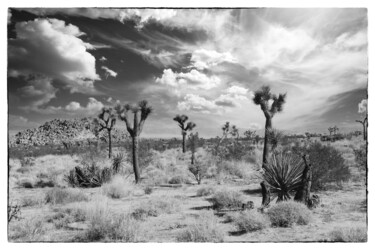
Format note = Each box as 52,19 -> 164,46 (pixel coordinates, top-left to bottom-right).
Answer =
9,117 -> 128,147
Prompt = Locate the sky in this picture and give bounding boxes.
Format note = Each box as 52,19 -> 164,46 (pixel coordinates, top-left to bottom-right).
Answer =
7,8 -> 368,138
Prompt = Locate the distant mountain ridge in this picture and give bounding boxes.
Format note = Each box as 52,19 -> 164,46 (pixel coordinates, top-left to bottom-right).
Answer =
8,117 -> 128,147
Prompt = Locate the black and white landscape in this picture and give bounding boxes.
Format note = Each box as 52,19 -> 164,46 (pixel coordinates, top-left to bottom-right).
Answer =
8,8 -> 368,242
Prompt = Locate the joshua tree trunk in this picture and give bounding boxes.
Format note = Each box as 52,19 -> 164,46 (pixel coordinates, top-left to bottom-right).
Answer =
132,135 -> 140,183
294,155 -> 312,204
182,133 -> 186,153
108,130 -> 112,158
262,116 -> 272,168
260,181 -> 270,208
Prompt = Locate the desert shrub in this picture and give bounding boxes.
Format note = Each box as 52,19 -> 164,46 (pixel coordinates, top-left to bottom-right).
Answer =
267,200 -> 312,227
232,210 -> 270,232
16,167 -> 30,174
188,155 -> 209,185
112,153 -> 126,174
34,179 -> 55,188
196,186 -> 215,197
21,196 -> 44,207
8,203 -> 21,222
263,153 -> 305,202
131,197 -> 181,220
176,211 -> 224,242
20,157 -> 35,167
143,167 -> 169,185
210,189 -> 245,210
353,144 -> 367,171
329,226 -> 367,242
18,179 -> 34,189
143,186 -> 153,195
64,162 -> 113,188
168,175 -> 188,184
291,141 -> 350,191
9,216 -> 47,241
45,188 -> 88,205
101,176 -> 133,199
83,199 -> 141,242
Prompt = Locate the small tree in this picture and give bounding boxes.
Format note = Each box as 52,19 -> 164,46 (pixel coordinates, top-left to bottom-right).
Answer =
173,115 -> 196,153
253,86 -> 286,168
94,107 -> 116,158
115,101 -> 152,184
244,130 -> 256,143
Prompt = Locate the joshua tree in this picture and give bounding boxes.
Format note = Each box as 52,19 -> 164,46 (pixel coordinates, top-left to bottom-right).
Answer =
356,98 -> 368,141
230,125 -> 240,141
115,100 -> 152,183
244,129 -> 256,143
253,86 -> 286,168
173,115 -> 196,153
94,107 -> 116,158
328,127 -> 334,136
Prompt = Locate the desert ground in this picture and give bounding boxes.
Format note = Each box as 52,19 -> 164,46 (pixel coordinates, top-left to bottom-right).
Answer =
7,136 -> 367,242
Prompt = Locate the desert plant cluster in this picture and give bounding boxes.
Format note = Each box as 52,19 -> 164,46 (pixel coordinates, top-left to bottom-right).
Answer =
8,85 -> 367,242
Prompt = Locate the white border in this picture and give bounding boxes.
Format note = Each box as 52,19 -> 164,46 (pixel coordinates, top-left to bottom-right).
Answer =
1,1 -> 374,250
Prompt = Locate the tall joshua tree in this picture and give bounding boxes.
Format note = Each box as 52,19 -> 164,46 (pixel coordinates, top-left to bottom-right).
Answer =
253,86 -> 286,169
173,115 -> 196,153
115,101 -> 152,183
94,107 -> 116,158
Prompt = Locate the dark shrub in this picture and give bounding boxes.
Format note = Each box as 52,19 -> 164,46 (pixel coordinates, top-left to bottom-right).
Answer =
291,141 -> 350,191
210,189 -> 245,210
353,144 -> 367,171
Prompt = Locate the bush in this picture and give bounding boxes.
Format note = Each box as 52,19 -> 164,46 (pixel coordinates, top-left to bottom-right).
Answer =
18,179 -> 33,189
45,188 -> 88,205
188,158 -> 209,185
353,144 -> 367,171
267,201 -> 312,227
291,141 -> 350,191
131,197 -> 181,220
64,162 -> 113,188
168,175 -> 188,184
101,176 -> 132,199
144,186 -> 153,195
34,179 -> 55,188
329,227 -> 367,242
196,186 -> 215,197
232,210 -> 270,232
83,197 -> 141,242
9,217 -> 47,242
176,211 -> 224,242
210,189 -> 245,210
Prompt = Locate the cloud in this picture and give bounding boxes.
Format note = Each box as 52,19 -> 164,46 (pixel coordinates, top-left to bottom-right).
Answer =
8,115 -> 40,132
358,99 -> 367,114
101,66 -> 118,78
156,69 -> 221,95
99,56 -> 107,62
177,94 -> 217,113
190,49 -> 236,70
18,76 -> 58,112
64,97 -> 104,115
8,18 -> 100,94
226,85 -> 249,96
8,8 -> 12,24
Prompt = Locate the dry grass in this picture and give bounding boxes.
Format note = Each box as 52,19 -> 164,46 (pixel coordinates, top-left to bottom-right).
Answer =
176,211 -> 225,242
130,196 -> 181,220
45,187 -> 88,205
196,185 -> 215,197
328,226 -> 367,242
267,201 -> 313,227
101,175 -> 134,199
9,216 -> 49,242
230,210 -> 270,232
210,189 -> 245,209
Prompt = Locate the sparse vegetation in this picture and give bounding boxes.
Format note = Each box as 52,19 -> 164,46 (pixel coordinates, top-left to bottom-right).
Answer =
45,188 -> 88,205
196,186 -> 215,197
231,210 -> 270,232
267,200 -> 312,227
131,197 -> 181,220
210,189 -> 245,210
176,211 -> 225,242
329,226 -> 367,242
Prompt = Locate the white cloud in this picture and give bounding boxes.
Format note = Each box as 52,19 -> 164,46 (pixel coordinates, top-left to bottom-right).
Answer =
226,85 -> 249,96
8,9 -> 12,24
190,49 -> 236,70
101,66 -> 118,78
177,94 -> 217,113
156,69 -> 221,95
9,18 -> 100,94
358,99 -> 367,114
64,98 -> 104,115
99,56 -> 107,62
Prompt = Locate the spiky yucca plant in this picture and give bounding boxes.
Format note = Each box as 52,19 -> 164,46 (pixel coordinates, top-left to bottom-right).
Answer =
263,153 -> 304,202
